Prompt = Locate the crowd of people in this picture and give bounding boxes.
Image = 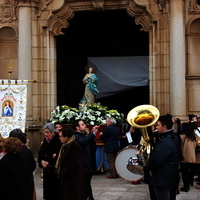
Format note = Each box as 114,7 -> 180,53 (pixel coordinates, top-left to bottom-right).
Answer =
1,113 -> 200,200
0,129 -> 36,200
142,114 -> 200,200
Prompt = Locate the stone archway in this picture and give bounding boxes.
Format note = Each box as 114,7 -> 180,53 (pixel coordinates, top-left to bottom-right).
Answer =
55,9 -> 149,115
38,1 -> 152,116
34,0 -> 169,124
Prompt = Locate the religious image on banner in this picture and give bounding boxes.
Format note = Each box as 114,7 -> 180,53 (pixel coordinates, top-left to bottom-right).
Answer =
0,80 -> 28,138
2,100 -> 13,116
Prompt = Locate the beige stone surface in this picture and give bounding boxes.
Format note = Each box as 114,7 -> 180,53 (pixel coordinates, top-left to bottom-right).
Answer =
1,0 -> 200,152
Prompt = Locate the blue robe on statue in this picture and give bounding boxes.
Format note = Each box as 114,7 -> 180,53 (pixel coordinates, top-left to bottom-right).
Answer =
80,73 -> 99,105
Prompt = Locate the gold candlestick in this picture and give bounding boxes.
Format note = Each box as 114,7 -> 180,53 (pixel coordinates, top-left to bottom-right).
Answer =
7,60 -> 39,83
7,60 -> 14,80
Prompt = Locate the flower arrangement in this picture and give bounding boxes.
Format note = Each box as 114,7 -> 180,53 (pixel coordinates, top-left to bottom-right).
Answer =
49,103 -> 124,125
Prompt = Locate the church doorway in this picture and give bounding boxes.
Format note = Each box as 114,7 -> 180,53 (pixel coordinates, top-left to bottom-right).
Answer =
56,9 -> 149,116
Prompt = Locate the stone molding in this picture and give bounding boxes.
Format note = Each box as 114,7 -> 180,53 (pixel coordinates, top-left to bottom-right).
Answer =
186,75 -> 200,80
127,1 -> 153,32
46,4 -> 74,36
189,0 -> 200,14
39,2 -> 74,36
38,0 -> 157,35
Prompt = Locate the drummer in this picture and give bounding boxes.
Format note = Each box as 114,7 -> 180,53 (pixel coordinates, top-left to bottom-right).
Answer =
99,117 -> 120,179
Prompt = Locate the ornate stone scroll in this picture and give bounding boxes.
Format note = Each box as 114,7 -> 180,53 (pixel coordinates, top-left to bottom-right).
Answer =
127,1 -> 153,32
189,0 -> 200,14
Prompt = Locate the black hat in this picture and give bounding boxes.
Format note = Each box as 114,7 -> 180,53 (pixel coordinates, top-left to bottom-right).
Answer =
188,114 -> 197,121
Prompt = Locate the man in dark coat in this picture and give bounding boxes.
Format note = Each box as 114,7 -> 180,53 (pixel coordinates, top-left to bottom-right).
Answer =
143,115 -> 179,200
73,120 -> 99,200
100,117 -> 120,179
38,123 -> 62,200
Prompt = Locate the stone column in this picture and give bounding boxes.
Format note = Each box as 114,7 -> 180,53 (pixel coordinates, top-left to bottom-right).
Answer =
18,2 -> 32,120
170,0 -> 186,118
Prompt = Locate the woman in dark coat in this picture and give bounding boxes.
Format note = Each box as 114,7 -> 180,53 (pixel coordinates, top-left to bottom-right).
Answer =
55,127 -> 86,200
0,137 -> 30,200
38,123 -> 61,200
9,129 -> 36,200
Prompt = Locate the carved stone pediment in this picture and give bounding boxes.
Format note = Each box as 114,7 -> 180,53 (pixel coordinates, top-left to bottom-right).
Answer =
0,0 -> 17,23
38,0 -> 156,35
189,0 -> 200,14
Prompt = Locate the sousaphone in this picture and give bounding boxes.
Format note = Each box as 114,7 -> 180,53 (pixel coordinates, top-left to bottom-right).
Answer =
126,105 -> 160,174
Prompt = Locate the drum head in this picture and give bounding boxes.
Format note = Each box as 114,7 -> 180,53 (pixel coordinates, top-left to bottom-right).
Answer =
115,147 -> 143,182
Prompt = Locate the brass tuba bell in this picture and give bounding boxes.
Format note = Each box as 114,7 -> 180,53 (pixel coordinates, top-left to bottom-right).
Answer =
127,105 -> 160,166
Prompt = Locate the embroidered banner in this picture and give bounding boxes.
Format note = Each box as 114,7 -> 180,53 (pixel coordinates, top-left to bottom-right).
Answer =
0,80 -> 28,138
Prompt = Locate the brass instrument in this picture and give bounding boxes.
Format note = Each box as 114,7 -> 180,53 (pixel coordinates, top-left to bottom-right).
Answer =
127,105 -> 160,167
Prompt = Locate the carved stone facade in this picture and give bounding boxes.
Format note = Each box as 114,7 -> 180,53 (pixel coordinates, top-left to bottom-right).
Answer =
0,0 -> 17,23
0,0 -> 200,154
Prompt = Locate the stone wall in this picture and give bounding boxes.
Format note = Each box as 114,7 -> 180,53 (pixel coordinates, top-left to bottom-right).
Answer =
1,0 -> 200,153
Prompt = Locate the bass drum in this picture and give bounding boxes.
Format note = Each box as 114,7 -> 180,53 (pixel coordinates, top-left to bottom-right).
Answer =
115,146 -> 143,182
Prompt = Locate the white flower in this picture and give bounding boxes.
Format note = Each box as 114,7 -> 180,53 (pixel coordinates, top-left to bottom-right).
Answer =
101,120 -> 106,124
49,104 -> 124,125
51,110 -> 56,116
96,117 -> 102,122
105,114 -> 111,118
90,121 -> 94,125
96,111 -> 101,116
63,110 -> 69,114
90,116 -> 96,120
56,106 -> 60,112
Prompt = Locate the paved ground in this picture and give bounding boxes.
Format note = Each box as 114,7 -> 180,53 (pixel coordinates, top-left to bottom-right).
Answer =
34,166 -> 200,200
